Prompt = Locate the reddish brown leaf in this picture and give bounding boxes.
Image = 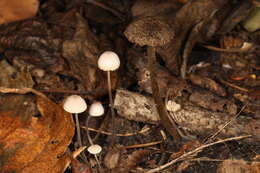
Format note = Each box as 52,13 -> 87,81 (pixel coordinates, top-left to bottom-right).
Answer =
189,74 -> 227,97
71,158 -> 92,173
0,0 -> 39,24
0,91 -> 74,173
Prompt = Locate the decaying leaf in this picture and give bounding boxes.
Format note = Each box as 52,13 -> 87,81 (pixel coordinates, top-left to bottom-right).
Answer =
157,0 -> 234,74
114,149 -> 150,173
62,13 -> 118,97
131,0 -> 180,18
0,60 -> 34,88
71,158 -> 92,173
170,140 -> 201,159
242,7 -> 260,32
189,90 -> 237,115
0,90 -> 74,173
0,0 -> 39,25
126,150 -> 150,170
104,146 -> 122,169
176,161 -> 194,173
217,159 -> 260,173
189,74 -> 226,97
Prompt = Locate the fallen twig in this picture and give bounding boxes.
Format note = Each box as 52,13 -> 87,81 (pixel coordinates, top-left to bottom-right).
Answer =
204,104 -> 247,143
81,126 -> 151,137
220,80 -> 249,92
123,141 -> 162,149
0,87 -> 47,98
203,42 -> 253,53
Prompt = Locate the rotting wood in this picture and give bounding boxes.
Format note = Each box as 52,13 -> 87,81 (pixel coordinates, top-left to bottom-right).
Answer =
114,89 -> 260,142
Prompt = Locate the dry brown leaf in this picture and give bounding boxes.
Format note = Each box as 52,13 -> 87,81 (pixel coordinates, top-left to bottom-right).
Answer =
71,158 -> 92,173
126,150 -> 150,169
62,13 -> 117,98
217,159 -> 260,173
0,0 -> 39,25
171,140 -> 201,159
104,147 -> 122,169
189,90 -> 237,115
0,91 -> 74,173
131,0 -> 180,18
176,161 -> 194,173
189,74 -> 227,97
115,150 -> 150,173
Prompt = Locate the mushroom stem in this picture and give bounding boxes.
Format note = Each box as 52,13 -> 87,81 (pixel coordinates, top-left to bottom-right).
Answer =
95,154 -> 101,169
86,116 -> 94,145
147,46 -> 181,140
107,71 -> 116,145
75,113 -> 83,147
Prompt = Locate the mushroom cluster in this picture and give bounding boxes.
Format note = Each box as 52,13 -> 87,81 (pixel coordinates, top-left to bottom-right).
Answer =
63,95 -> 104,166
63,45 -> 121,165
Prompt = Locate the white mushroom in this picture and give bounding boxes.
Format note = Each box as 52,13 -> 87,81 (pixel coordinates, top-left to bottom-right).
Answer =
97,51 -> 120,145
88,144 -> 102,168
87,144 -> 102,155
63,95 -> 87,114
86,101 -> 104,146
87,144 -> 102,168
89,101 -> 105,117
63,95 -> 87,147
98,51 -> 120,71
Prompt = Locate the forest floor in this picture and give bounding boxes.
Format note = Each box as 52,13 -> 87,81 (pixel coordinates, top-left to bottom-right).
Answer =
0,0 -> 259,173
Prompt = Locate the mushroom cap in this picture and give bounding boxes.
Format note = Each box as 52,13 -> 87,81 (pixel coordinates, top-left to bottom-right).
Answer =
63,95 -> 87,114
87,144 -> 102,154
89,101 -> 105,117
124,17 -> 174,47
98,51 -> 120,71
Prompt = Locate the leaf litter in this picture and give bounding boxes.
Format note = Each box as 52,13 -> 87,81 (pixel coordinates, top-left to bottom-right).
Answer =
0,0 -> 259,173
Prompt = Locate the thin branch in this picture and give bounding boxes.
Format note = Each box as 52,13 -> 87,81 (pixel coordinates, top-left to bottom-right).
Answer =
204,104 -> 247,143
81,126 -> 151,137
123,141 -> 162,149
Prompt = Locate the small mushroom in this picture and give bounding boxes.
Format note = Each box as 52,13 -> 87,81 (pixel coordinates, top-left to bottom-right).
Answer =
124,17 -> 181,140
86,101 -> 104,146
98,51 -> 120,71
87,144 -> 102,155
89,101 -> 105,117
63,95 -> 87,147
87,144 -> 102,168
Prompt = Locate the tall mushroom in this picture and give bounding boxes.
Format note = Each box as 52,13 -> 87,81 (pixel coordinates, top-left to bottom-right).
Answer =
124,17 -> 181,140
97,51 -> 120,145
